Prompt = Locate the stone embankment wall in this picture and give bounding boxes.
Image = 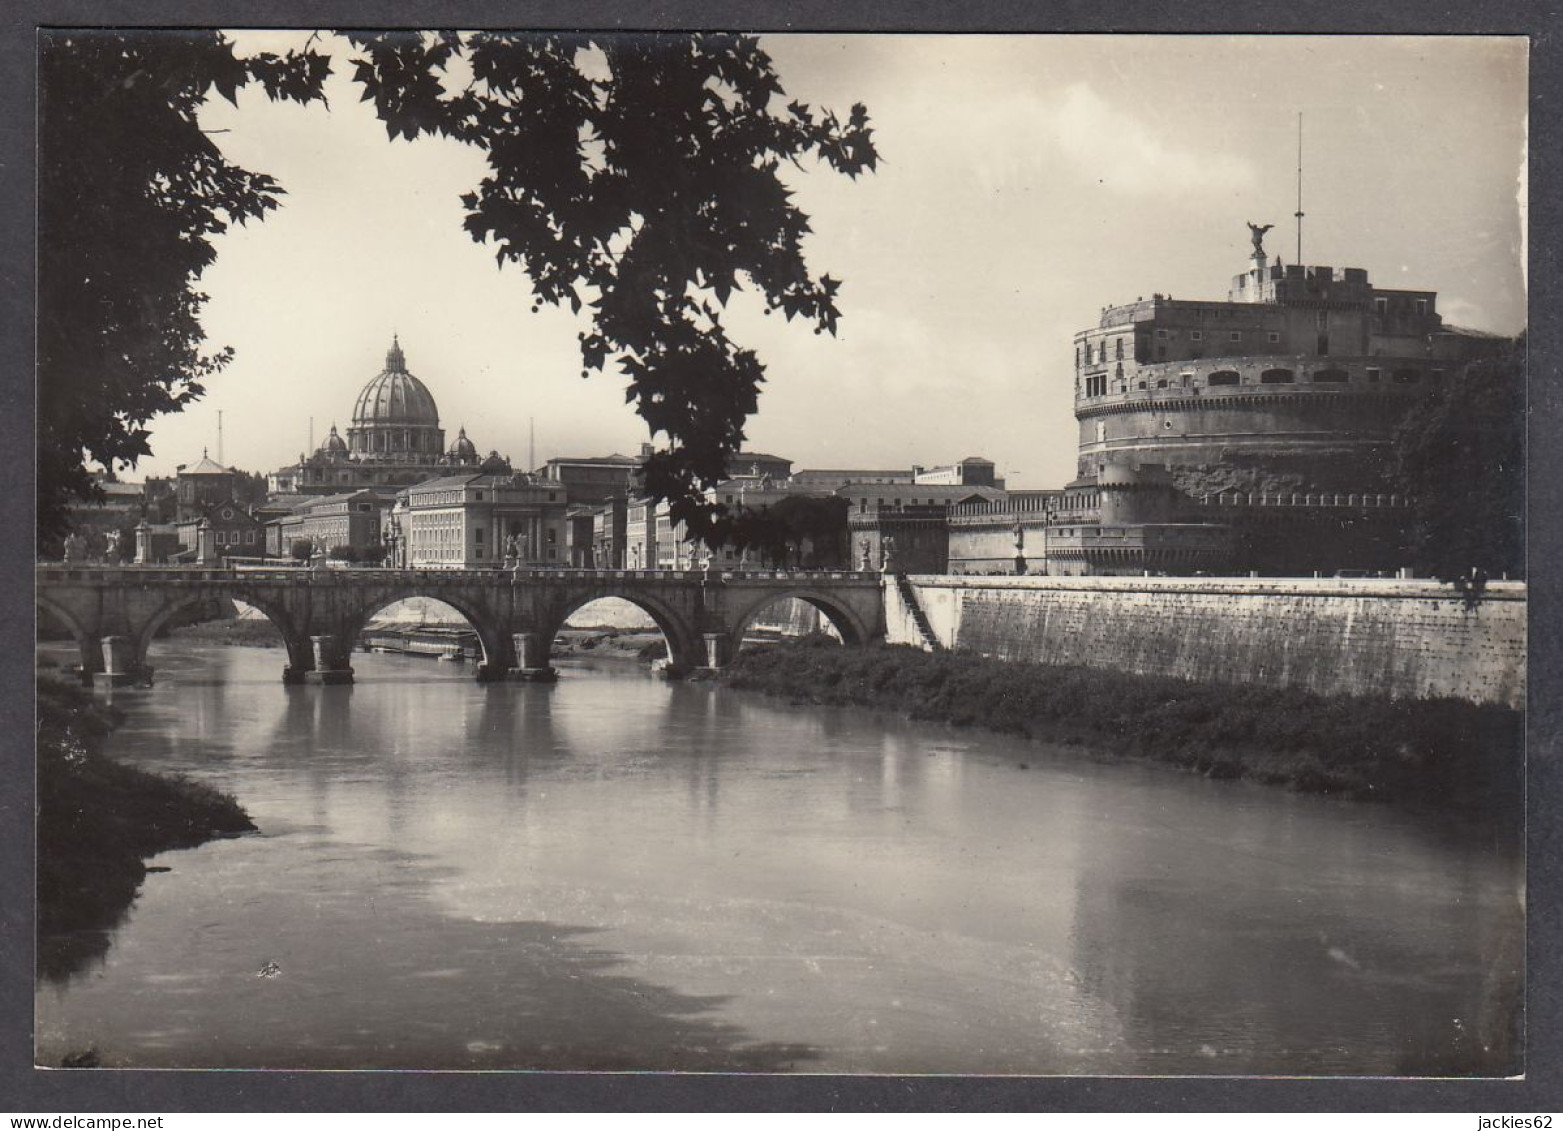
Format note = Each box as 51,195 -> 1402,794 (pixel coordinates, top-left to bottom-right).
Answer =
885,575 -> 1526,708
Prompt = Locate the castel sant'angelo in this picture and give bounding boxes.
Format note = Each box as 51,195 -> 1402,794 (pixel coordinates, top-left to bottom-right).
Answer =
1061,223 -> 1505,573
949,222 -> 1508,577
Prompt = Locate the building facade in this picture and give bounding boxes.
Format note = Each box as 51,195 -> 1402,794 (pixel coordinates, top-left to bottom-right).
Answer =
266,491 -> 391,559
537,450 -> 646,505
394,473 -> 568,569
174,452 -> 239,521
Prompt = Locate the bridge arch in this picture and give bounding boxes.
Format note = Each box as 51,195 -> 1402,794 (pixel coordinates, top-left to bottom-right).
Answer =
335,586 -> 515,675
36,593 -> 100,678
725,587 -> 878,650
544,585 -> 703,672
133,589 -> 310,677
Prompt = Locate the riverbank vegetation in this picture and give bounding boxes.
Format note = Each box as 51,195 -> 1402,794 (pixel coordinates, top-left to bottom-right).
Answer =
37,675 -> 255,982
722,640 -> 1523,820
168,618 -> 283,648
554,628 -> 666,663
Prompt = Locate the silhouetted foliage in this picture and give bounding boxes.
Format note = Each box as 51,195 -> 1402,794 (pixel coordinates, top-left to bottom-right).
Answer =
1391,336 -> 1525,578
734,494 -> 849,566
40,31 -> 873,552
347,32 -> 876,545
38,30 -> 330,549
289,538 -> 314,561
231,470 -> 270,506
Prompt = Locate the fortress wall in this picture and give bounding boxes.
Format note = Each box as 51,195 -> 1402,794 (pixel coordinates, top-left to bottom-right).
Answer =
887,575 -> 1525,708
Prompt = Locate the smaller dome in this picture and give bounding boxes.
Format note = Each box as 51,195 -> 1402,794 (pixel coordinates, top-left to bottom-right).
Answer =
448,426 -> 477,460
321,424 -> 348,456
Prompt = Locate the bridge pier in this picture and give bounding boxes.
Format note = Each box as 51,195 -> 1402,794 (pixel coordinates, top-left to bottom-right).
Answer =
692,631 -> 734,677
93,635 -> 153,688
72,636 -> 105,686
303,634 -> 354,685
508,632 -> 557,683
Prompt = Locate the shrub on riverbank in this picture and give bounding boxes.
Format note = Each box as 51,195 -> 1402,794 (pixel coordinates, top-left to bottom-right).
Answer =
721,642 -> 1522,818
37,676 -> 255,982
167,618 -> 284,648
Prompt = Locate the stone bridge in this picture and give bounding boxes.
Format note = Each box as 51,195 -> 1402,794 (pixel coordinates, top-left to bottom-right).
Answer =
36,565 -> 888,685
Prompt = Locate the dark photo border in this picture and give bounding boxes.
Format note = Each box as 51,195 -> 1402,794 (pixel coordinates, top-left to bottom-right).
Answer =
3,0 -> 1558,1113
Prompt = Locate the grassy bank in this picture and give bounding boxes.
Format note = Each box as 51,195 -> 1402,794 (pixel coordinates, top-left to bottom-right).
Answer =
721,641 -> 1523,819
37,676 -> 255,983
554,628 -> 666,663
167,618 -> 284,648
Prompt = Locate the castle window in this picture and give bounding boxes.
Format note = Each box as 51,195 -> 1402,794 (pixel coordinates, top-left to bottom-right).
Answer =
1155,329 -> 1169,340
1260,368 -> 1295,384
1268,332 -> 1281,344
1229,331 -> 1242,342
1312,368 -> 1349,383
1366,367 -> 1381,382
1156,379 -> 1169,388
1115,339 -> 1124,359
1393,368 -> 1421,384
1208,371 -> 1241,386
1416,299 -> 1428,316
1190,330 -> 1203,341
1375,297 -> 1388,317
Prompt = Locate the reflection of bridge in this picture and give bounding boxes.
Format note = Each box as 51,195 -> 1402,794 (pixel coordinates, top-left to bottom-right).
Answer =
36,566 -> 887,685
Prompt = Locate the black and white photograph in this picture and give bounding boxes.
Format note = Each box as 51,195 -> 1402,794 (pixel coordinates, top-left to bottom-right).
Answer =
28,25 -> 1531,1085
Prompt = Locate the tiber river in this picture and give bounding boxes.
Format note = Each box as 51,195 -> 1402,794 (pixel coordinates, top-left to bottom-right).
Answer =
35,634 -> 1523,1075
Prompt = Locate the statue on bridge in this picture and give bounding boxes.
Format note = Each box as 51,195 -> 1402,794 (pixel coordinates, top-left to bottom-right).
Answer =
1013,521 -> 1027,576
880,535 -> 896,575
505,533 -> 520,568
859,538 -> 872,572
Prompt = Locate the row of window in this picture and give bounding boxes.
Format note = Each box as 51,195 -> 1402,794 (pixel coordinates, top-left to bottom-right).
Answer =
1078,329 -> 1292,368
213,529 -> 258,545
1081,366 -> 1446,396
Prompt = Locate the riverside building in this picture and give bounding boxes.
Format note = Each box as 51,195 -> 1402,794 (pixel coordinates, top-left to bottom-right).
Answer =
950,226 -> 1509,576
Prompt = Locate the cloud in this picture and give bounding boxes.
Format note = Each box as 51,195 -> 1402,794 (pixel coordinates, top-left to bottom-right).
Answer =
1043,83 -> 1256,197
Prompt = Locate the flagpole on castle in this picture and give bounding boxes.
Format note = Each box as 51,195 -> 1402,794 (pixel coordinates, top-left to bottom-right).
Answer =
1294,111 -> 1305,266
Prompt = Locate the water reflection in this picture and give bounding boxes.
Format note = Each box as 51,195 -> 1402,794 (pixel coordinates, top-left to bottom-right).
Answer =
37,643 -> 1522,1074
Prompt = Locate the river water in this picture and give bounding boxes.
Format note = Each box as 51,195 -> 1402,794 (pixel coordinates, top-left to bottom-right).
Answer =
36,643 -> 1522,1075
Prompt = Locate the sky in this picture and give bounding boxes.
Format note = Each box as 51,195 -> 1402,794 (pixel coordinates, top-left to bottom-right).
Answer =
132,33 -> 1527,489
